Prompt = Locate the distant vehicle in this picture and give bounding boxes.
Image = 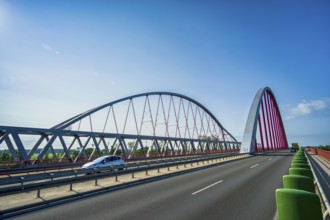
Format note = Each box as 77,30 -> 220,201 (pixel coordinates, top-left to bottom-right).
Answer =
291,143 -> 299,152
82,155 -> 125,170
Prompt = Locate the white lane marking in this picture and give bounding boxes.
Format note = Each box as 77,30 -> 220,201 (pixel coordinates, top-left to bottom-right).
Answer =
250,164 -> 259,169
192,180 -> 223,195
268,158 -> 273,161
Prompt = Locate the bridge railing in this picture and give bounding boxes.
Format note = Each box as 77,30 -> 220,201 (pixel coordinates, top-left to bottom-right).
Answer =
275,149 -> 327,220
0,149 -> 240,170
305,150 -> 330,219
307,148 -> 330,161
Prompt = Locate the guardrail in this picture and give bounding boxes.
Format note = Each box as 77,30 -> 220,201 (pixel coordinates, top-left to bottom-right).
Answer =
0,162 -> 85,176
0,150 -> 240,175
0,149 -> 240,169
275,149 -> 324,220
305,151 -> 330,220
0,152 -> 244,198
307,148 -> 330,161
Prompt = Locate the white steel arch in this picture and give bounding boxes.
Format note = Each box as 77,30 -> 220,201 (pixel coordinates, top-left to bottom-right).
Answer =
240,87 -> 288,154
0,92 -> 240,164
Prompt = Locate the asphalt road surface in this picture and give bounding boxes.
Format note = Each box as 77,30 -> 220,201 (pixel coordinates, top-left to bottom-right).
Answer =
14,152 -> 293,220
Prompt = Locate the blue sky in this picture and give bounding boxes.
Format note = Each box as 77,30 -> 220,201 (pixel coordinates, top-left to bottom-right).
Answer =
0,0 -> 329,146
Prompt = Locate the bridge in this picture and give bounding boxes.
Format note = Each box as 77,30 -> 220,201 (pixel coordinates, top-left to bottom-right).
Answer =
0,87 -> 328,220
0,87 -> 285,165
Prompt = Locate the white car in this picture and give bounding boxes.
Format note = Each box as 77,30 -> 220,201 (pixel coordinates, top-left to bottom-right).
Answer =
82,155 -> 125,170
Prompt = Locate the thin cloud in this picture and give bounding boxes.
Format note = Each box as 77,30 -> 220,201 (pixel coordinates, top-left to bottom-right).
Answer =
287,99 -> 327,120
41,42 -> 59,54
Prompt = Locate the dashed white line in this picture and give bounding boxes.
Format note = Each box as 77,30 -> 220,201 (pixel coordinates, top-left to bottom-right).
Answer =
192,180 -> 223,195
268,158 -> 273,161
250,164 -> 259,169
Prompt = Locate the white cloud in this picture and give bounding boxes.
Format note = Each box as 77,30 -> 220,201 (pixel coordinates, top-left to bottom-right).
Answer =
287,99 -> 327,120
41,42 -> 59,54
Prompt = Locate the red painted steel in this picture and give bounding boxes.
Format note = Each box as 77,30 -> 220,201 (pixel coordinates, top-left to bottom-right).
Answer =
307,148 -> 330,161
269,94 -> 278,149
268,92 -> 277,150
273,96 -> 282,149
267,92 -> 275,149
258,115 -> 265,151
265,93 -> 274,150
275,94 -> 287,149
274,95 -> 283,149
261,99 -> 270,151
241,87 -> 289,153
254,89 -> 288,151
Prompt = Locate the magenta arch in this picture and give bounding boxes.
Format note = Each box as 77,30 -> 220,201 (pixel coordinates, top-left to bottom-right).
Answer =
240,87 -> 288,154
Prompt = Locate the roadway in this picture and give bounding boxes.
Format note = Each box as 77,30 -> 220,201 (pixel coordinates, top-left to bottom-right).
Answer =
14,151 -> 293,220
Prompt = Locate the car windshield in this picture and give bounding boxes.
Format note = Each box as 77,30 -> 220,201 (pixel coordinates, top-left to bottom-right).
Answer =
92,157 -> 107,164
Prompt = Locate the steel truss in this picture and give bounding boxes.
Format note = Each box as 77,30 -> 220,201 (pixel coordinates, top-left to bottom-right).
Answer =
240,87 -> 288,154
0,92 -> 240,163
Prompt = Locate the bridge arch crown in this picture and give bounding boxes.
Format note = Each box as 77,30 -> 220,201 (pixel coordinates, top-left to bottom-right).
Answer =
52,92 -> 237,142
240,87 -> 288,154
45,92 -> 240,161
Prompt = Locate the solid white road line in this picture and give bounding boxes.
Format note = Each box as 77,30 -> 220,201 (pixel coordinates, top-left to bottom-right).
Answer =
250,164 -> 259,169
192,180 -> 223,195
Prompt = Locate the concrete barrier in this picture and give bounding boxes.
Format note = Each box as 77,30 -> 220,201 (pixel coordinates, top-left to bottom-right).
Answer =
295,152 -> 305,157
289,168 -> 313,179
294,153 -> 306,157
291,159 -> 308,164
276,188 -> 322,220
290,163 -> 310,170
293,156 -> 307,161
283,175 -> 315,193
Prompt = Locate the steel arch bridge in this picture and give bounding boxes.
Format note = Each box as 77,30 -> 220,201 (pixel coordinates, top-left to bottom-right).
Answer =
0,88 -> 289,164
0,92 -> 240,164
240,87 -> 288,154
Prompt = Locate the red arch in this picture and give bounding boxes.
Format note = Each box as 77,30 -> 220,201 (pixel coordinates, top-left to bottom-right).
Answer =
240,87 -> 288,154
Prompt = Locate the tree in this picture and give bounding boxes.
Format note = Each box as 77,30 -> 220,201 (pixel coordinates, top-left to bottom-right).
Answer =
30,154 -> 38,160
15,150 -> 24,160
101,149 -> 108,155
70,149 -> 79,159
42,152 -> 50,160
0,152 -> 12,161
318,145 -> 330,151
56,152 -> 65,158
84,148 -> 94,156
